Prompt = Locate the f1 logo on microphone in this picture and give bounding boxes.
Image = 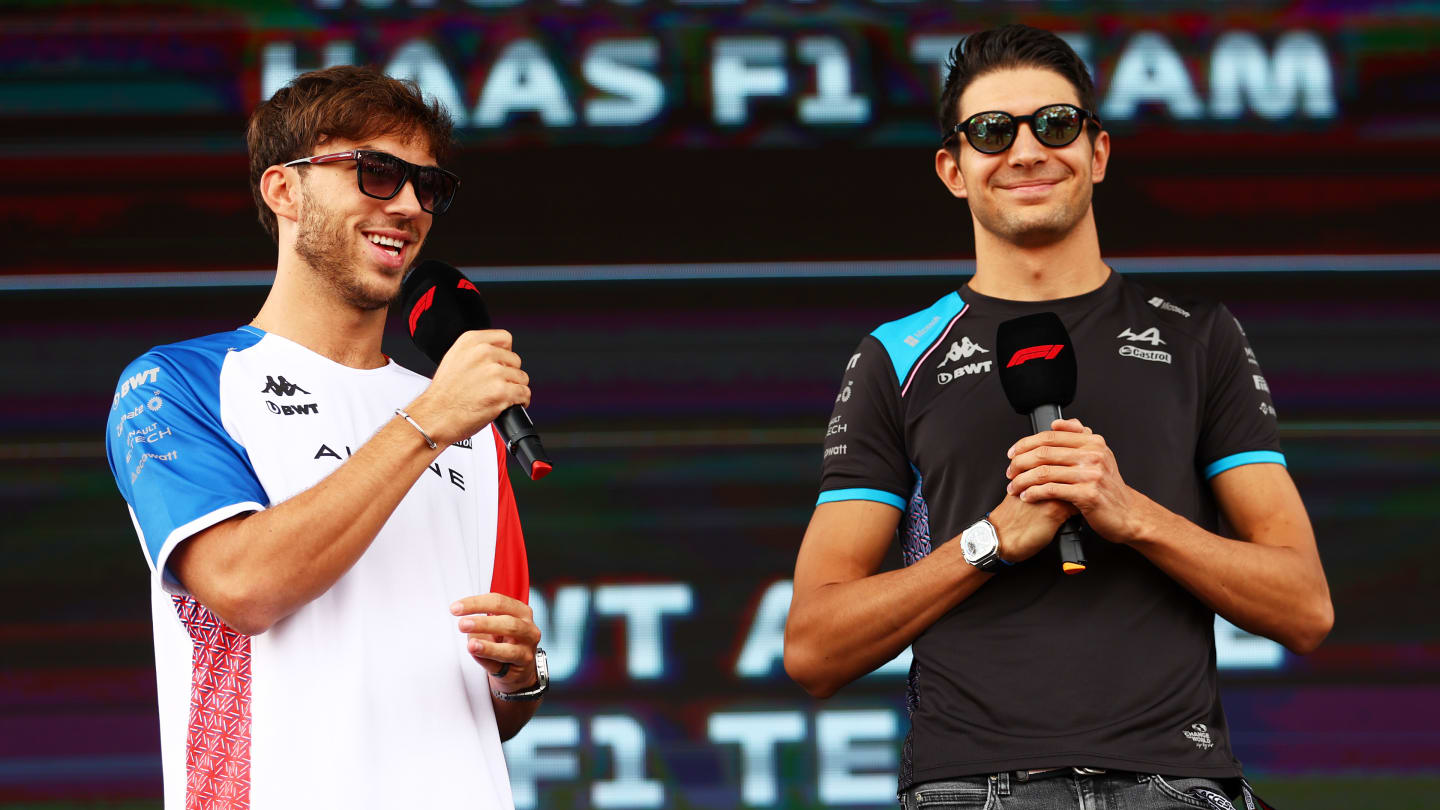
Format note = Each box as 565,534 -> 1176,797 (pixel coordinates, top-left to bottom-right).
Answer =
1006,344 -> 1065,368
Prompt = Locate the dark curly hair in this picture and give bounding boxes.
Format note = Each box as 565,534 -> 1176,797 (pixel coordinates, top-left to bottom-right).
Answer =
246,65 -> 455,243
937,25 -> 1097,148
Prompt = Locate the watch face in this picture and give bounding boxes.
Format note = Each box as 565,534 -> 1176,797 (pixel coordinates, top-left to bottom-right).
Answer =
963,522 -> 996,562
534,649 -> 548,681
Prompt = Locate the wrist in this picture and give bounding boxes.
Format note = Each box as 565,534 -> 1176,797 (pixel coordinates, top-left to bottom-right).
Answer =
400,397 -> 452,448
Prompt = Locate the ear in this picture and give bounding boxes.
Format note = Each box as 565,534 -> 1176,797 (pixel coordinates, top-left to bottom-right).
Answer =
1089,130 -> 1110,184
935,147 -> 968,200
260,165 -> 301,227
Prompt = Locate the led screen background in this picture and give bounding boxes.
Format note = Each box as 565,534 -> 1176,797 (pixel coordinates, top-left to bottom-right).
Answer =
3,1 -> 1440,808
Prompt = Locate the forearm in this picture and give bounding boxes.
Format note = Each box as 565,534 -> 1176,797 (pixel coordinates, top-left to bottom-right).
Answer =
175,412 -> 445,634
784,541 -> 986,698
491,692 -> 542,741
1124,490 -> 1333,653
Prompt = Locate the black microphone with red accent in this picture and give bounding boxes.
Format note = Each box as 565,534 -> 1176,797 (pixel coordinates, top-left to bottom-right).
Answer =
996,312 -> 1086,574
399,260 -> 553,481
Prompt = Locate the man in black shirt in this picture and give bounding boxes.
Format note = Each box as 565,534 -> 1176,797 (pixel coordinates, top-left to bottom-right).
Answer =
783,24 -> 1332,809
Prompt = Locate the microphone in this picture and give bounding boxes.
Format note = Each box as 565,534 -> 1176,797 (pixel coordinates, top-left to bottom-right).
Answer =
995,312 -> 1086,574
399,260 -> 553,481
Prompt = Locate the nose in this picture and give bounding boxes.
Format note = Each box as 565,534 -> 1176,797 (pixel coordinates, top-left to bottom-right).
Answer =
384,174 -> 426,219
1007,120 -> 1048,168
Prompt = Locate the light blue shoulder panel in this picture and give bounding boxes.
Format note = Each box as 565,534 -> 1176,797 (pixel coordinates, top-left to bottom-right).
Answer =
869,292 -> 966,385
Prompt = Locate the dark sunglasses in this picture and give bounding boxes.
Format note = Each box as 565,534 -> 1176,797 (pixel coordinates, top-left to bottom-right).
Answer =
283,149 -> 461,215
943,104 -> 1102,154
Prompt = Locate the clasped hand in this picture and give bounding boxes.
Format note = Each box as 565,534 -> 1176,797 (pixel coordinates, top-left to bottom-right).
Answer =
1004,418 -> 1142,544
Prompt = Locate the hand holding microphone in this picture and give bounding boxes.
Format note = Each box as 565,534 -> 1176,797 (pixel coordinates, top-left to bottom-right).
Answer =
996,312 -> 1089,574
400,260 -> 553,480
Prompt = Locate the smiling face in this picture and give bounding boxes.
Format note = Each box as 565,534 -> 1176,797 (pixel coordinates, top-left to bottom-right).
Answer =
289,132 -> 434,311
938,67 -> 1108,249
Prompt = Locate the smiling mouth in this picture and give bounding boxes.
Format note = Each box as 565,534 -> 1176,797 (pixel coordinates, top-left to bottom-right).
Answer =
365,233 -> 408,256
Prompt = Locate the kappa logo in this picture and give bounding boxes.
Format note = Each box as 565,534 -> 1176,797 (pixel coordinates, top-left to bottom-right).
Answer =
1118,326 -> 1165,346
938,337 -> 989,368
261,375 -> 310,396
1181,722 -> 1215,750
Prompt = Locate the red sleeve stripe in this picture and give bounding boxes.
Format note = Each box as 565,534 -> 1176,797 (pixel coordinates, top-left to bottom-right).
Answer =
490,427 -> 529,604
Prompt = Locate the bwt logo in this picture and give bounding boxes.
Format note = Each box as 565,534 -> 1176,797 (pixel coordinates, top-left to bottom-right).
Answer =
267,401 -> 319,416
1006,345 -> 1065,368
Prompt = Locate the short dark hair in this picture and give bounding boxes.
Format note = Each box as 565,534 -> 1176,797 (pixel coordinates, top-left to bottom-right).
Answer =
246,65 -> 455,243
937,24 -> 1097,145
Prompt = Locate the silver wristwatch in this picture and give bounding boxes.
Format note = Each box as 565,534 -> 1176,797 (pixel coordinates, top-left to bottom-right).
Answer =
960,518 -> 1009,574
494,648 -> 548,701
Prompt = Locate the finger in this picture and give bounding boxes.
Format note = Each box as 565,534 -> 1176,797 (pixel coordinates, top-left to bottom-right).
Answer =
1049,418 -> 1088,433
459,614 -> 541,643
1007,464 -> 1099,495
507,383 -> 532,408
467,637 -> 533,666
482,347 -> 522,370
1006,445 -> 1092,476
1007,429 -> 1099,458
451,593 -> 533,619
466,328 -> 513,351
1018,481 -> 1088,505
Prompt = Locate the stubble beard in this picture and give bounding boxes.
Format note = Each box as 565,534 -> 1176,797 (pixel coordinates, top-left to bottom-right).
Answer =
294,188 -> 406,312
972,178 -> 1093,249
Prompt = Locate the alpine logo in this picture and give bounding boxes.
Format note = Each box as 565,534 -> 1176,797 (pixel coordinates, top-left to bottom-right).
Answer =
938,337 -> 989,368
1118,326 -> 1165,346
938,362 -> 993,384
267,401 -> 319,416
1182,722 -> 1215,750
261,375 -> 310,396
1006,344 -> 1064,368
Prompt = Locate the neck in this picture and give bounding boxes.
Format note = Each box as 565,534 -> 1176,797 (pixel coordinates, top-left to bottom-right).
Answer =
250,251 -> 389,369
967,208 -> 1110,301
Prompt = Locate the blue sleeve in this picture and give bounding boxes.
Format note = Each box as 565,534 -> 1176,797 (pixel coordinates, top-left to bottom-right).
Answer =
105,345 -> 269,592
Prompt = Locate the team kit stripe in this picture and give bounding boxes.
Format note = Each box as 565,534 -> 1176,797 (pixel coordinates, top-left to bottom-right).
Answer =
174,595 -> 252,810
491,428 -> 530,604
900,304 -> 969,398
816,487 -> 907,510
1204,450 -> 1287,479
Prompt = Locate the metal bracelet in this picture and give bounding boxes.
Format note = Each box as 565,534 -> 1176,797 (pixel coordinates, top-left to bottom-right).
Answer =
394,408 -> 438,450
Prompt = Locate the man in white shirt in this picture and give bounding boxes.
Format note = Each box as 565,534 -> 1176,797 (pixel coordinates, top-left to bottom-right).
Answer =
106,65 -> 545,809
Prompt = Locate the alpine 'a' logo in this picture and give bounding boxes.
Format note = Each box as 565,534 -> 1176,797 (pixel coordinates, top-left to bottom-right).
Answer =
1117,327 -> 1165,346
1006,344 -> 1064,367
261,375 -> 310,396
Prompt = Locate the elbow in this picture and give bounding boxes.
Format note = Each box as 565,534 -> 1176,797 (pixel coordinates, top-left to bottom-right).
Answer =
1283,595 -> 1335,656
782,636 -> 839,700
198,579 -> 282,637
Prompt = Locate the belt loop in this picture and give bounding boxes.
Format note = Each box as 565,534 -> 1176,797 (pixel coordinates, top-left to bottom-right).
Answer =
994,771 -> 1010,796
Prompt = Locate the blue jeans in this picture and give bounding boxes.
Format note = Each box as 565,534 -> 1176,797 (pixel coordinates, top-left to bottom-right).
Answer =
900,770 -> 1235,810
